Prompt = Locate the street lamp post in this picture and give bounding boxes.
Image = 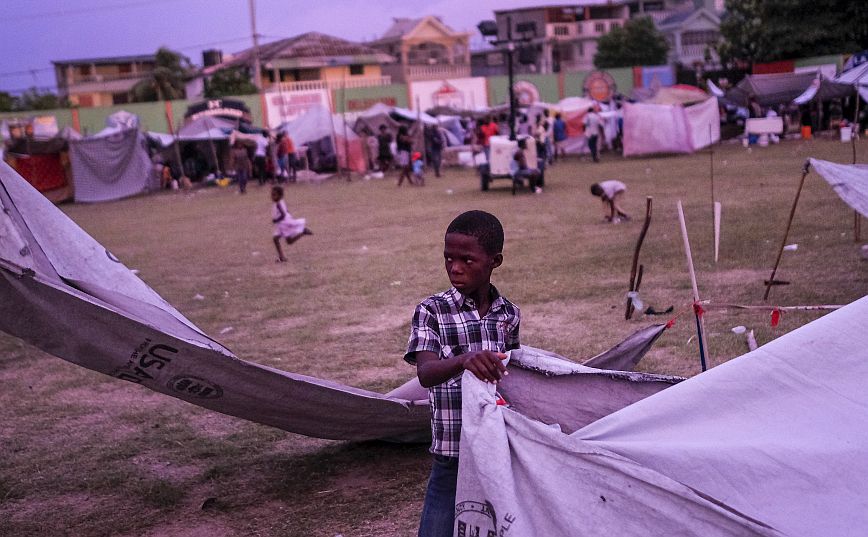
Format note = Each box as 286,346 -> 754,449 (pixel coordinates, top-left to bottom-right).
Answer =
478,16 -> 536,141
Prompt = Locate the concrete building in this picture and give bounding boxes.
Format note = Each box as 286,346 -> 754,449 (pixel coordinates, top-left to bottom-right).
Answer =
472,2 -> 631,77
53,55 -> 156,107
654,0 -> 723,69
369,16 -> 472,82
188,32 -> 395,98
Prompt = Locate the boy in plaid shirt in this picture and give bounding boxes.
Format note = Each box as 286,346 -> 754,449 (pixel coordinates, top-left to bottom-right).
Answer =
405,210 -> 521,537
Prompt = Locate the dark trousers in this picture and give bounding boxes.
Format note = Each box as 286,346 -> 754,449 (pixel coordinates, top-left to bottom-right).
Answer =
430,149 -> 442,177
418,455 -> 458,537
253,156 -> 266,184
589,135 -> 599,162
237,168 -> 249,193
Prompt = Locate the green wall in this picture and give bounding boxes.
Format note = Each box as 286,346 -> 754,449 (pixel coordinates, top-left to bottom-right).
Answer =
794,54 -> 844,71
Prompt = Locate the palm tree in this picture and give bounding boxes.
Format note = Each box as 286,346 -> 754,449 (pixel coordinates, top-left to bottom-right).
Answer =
131,47 -> 192,102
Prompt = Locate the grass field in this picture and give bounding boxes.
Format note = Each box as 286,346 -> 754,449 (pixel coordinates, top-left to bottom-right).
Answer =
1,138 -> 865,536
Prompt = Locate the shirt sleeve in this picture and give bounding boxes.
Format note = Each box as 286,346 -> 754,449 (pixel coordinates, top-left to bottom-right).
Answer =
404,302 -> 441,365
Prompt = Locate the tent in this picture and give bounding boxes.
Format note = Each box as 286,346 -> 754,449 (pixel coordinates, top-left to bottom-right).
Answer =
457,295 -> 868,536
727,72 -> 852,107
622,97 -> 720,157
645,84 -> 709,106
0,161 -> 675,444
278,104 -> 366,173
3,134 -> 75,203
69,126 -> 155,203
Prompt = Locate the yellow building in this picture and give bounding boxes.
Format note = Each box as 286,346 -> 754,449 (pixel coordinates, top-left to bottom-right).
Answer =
53,55 -> 156,107
193,32 -> 394,97
370,16 -> 472,82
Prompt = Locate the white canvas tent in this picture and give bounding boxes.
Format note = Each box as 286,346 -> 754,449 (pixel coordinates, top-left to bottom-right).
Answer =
622,98 -> 720,157
457,296 -> 868,536
278,105 -> 366,173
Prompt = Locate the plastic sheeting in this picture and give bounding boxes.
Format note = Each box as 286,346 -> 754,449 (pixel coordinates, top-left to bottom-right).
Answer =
68,128 -> 155,203
457,296 -> 868,537
809,158 -> 868,217
623,98 -> 719,157
278,105 -> 366,173
0,162 -> 673,443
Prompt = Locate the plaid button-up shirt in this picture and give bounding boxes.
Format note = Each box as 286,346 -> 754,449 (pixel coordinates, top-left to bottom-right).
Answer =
404,286 -> 521,457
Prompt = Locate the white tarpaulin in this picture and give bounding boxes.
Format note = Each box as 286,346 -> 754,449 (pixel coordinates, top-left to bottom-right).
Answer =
68,127 -> 155,203
623,99 -> 719,157
622,102 -> 691,157
457,296 -> 868,536
808,158 -> 868,217
684,96 -> 720,151
0,161 -> 672,443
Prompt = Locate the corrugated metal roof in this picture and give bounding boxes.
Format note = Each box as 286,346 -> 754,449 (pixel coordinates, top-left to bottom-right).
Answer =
52,54 -> 155,66
204,32 -> 394,74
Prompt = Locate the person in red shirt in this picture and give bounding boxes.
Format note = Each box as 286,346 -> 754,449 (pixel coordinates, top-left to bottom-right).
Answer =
479,116 -> 499,163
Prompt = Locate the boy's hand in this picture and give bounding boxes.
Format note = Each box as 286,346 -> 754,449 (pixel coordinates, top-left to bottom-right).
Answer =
460,351 -> 508,383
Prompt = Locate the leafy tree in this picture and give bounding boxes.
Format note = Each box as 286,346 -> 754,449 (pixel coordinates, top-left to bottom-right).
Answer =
16,88 -> 64,110
204,67 -> 257,98
719,0 -> 868,67
594,17 -> 669,69
0,91 -> 15,112
131,47 -> 192,102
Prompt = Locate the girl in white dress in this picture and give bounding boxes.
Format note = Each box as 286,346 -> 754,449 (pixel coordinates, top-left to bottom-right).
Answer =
271,186 -> 312,262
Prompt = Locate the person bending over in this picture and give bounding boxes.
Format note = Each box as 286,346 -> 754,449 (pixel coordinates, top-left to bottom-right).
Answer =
591,180 -> 630,223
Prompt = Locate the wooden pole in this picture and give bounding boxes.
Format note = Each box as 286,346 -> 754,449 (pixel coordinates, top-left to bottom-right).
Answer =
625,197 -> 652,320
677,200 -> 709,371
853,95 -> 861,242
341,75 -> 351,181
764,161 -> 811,301
714,201 -> 722,263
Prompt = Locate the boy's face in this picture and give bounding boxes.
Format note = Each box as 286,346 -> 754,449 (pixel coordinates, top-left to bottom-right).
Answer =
271,190 -> 281,202
444,233 -> 502,296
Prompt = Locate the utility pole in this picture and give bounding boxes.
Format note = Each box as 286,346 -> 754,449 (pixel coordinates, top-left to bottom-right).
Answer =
248,0 -> 262,90
506,16 -> 517,141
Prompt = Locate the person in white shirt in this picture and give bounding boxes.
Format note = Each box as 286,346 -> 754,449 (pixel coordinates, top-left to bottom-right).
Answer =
583,107 -> 602,163
590,180 -> 630,223
253,133 -> 269,185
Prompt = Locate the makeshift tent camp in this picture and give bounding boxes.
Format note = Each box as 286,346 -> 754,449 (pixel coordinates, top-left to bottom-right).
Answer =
279,105 -> 365,173
457,295 -> 868,536
622,97 -> 720,157
0,161 -> 675,443
68,113 -> 155,203
727,72 -> 852,107
147,116 -> 236,180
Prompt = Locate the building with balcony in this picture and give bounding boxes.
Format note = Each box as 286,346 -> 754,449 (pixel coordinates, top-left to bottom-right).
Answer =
188,32 -> 395,98
53,54 -> 156,107
473,3 -> 630,76
656,0 -> 722,69
369,16 -> 472,82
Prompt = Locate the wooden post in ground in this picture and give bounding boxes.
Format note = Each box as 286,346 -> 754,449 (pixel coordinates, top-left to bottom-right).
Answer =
677,200 -> 709,371
625,197 -> 652,320
764,160 -> 811,301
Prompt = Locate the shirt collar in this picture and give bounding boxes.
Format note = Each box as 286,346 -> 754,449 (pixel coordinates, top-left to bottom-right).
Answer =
447,284 -> 505,313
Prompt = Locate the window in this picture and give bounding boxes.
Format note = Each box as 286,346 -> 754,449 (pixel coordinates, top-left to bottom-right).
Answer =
554,25 -> 569,36
112,92 -> 129,104
578,42 -> 584,57
349,64 -> 364,76
118,63 -> 132,74
486,52 -> 504,67
594,22 -> 605,33
609,22 -> 620,30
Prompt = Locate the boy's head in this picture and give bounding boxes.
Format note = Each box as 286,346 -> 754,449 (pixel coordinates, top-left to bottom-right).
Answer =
444,211 -> 504,295
271,186 -> 284,201
590,183 -> 604,197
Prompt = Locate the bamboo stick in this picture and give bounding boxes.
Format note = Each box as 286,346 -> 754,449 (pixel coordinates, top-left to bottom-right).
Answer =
677,200 -> 709,371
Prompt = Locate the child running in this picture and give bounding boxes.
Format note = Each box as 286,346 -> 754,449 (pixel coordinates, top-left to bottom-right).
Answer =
270,186 -> 312,262
404,210 -> 521,537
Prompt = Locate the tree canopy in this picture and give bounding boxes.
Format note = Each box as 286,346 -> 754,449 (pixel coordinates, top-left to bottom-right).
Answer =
594,17 -> 669,69
0,88 -> 65,112
719,0 -> 868,67
131,47 -> 192,102
204,67 -> 258,98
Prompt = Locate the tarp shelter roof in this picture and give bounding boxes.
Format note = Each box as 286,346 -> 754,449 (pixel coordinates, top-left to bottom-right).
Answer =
808,158 -> 868,217
727,72 -> 852,107
391,107 -> 438,125
92,110 -> 140,138
277,104 -> 358,147
457,295 -> 868,536
645,84 -> 709,105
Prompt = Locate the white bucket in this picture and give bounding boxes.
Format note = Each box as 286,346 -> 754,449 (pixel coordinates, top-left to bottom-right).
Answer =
758,134 -> 769,147
841,126 -> 852,143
